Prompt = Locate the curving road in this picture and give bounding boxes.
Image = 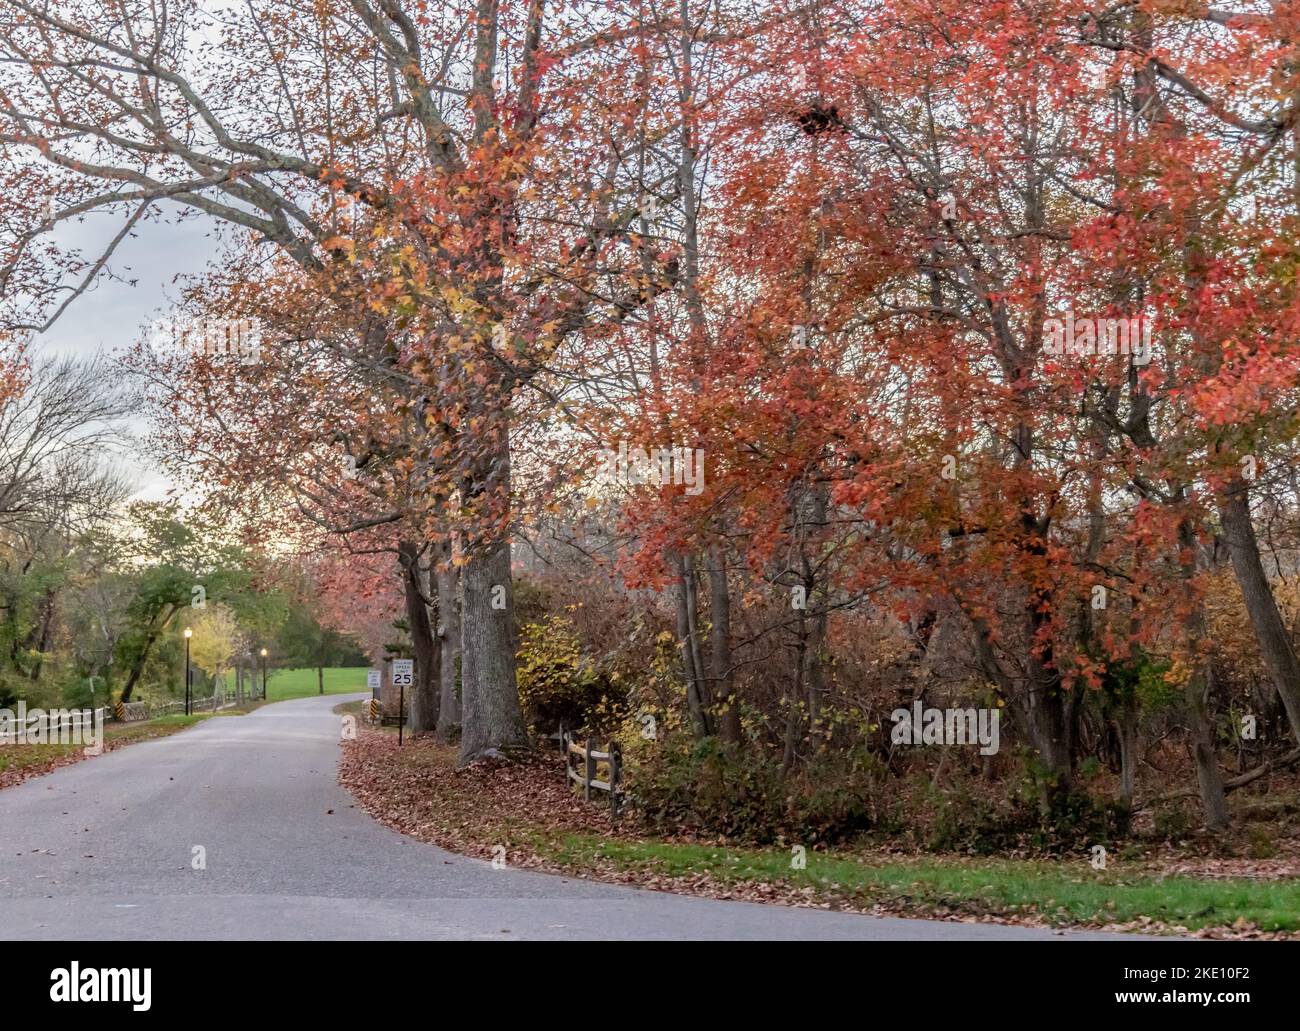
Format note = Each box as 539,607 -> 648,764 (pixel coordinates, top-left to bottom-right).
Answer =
0,693 -> 1126,941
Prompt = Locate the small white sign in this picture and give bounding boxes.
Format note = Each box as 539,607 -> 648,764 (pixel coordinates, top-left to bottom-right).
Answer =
391,659 -> 414,688
366,669 -> 381,695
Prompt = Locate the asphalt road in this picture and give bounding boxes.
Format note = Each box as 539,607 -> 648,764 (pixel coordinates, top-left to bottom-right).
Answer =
0,693 -> 1127,940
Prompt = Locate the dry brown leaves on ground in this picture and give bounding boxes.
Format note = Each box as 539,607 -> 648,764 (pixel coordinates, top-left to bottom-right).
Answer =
0,736 -> 140,791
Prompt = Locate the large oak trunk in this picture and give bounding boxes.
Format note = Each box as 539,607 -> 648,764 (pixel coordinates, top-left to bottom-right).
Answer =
458,534 -> 528,762
457,411 -> 529,762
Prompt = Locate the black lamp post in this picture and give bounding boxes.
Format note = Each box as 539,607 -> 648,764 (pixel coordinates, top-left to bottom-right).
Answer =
184,626 -> 193,715
260,648 -> 268,701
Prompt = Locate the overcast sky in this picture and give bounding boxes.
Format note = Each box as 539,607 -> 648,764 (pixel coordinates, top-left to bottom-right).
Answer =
30,206 -> 222,502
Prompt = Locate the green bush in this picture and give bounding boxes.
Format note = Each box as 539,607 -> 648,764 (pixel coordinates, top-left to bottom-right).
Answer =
919,766 -> 1129,854
516,615 -> 624,734
626,733 -> 881,844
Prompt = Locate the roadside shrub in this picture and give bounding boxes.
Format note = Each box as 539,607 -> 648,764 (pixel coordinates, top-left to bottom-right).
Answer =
625,732 -> 880,844
516,615 -> 624,734
1153,802 -> 1194,841
1247,824 -> 1278,859
922,783 -> 1127,854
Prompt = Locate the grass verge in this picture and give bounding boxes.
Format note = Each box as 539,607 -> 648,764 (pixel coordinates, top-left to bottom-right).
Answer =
535,835 -> 1299,933
338,723 -> 1299,938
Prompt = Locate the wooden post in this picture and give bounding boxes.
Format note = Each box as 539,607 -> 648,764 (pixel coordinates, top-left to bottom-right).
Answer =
584,740 -> 594,802
609,741 -> 620,818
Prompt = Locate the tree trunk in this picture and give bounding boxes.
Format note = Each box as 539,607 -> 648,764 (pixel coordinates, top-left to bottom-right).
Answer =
458,534 -> 529,762
119,608 -> 174,703
1025,666 -> 1073,794
1117,694 -> 1138,806
1178,518 -> 1229,830
683,553 -> 711,717
800,486 -> 830,742
27,588 -> 56,681
977,584 -> 1072,816
1217,480 -> 1300,746
317,663 -> 324,695
400,540 -> 440,734
1186,663 -> 1230,831
1021,563 -> 1074,804
782,632 -> 806,773
435,539 -> 462,743
674,551 -> 710,738
804,601 -> 828,749
708,542 -> 740,744
457,412 -> 528,763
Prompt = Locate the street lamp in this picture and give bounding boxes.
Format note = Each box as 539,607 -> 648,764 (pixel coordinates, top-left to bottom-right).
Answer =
183,627 -> 193,716
260,648 -> 268,701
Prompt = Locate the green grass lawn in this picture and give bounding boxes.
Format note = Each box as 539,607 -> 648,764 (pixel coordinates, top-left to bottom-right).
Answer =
533,836 -> 1300,932
264,666 -> 370,701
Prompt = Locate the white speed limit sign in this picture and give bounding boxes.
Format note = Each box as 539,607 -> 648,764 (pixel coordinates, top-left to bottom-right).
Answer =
391,659 -> 414,688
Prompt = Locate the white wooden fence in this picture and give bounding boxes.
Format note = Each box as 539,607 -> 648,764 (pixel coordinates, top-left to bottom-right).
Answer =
0,707 -> 104,742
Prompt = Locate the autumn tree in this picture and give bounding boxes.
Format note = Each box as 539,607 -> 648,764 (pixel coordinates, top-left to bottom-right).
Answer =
188,604 -> 239,695
0,0 -> 723,761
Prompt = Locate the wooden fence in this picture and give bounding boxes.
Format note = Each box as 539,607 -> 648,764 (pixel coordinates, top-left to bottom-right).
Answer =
561,730 -> 622,817
0,707 -> 104,742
